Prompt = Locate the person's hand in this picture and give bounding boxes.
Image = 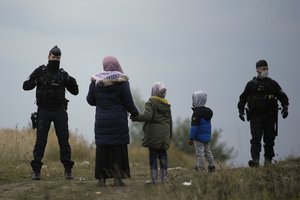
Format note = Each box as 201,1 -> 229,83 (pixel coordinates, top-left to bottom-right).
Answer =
130,115 -> 138,122
281,106 -> 288,119
239,111 -> 245,121
188,140 -> 193,145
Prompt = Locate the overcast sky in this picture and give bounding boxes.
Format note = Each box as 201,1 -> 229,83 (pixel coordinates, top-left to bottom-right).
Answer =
1,0 -> 299,166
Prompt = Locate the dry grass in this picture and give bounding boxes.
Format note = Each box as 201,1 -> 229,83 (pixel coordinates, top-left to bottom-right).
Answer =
0,128 -> 299,200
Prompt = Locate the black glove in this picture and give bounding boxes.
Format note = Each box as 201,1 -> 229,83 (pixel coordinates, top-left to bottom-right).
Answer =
239,111 -> 245,121
281,106 -> 288,119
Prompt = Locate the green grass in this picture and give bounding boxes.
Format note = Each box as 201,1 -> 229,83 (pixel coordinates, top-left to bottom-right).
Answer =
0,128 -> 299,200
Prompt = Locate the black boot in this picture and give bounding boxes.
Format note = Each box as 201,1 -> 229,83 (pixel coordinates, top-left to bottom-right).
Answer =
248,159 -> 259,167
97,178 -> 106,186
31,171 -> 41,180
64,170 -> 74,180
264,158 -> 272,166
195,166 -> 205,171
208,166 -> 216,173
114,178 -> 125,186
31,160 -> 42,180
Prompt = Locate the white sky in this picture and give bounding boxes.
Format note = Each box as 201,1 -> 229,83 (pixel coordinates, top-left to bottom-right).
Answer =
1,0 -> 299,166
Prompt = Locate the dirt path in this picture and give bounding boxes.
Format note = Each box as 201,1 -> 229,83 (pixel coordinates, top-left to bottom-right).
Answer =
0,175 -> 169,200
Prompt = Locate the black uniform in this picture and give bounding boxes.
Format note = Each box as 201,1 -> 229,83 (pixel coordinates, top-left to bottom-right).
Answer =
23,62 -> 79,174
238,76 -> 289,164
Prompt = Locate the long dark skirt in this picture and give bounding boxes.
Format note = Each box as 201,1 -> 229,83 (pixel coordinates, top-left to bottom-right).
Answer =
95,144 -> 131,180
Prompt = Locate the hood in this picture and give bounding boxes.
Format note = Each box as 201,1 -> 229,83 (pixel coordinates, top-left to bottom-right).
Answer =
192,91 -> 207,107
151,82 -> 167,98
149,97 -> 170,114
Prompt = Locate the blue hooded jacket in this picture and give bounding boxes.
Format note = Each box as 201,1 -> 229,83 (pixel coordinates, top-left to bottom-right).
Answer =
188,91 -> 213,143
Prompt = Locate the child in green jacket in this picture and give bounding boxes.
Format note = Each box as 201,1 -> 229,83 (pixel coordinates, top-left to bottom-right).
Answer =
132,82 -> 172,183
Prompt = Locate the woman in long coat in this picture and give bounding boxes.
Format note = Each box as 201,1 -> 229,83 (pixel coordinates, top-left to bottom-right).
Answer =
87,56 -> 139,186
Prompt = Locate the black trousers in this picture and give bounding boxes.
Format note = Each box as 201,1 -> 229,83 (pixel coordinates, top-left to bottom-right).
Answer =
250,116 -> 276,161
31,108 -> 74,172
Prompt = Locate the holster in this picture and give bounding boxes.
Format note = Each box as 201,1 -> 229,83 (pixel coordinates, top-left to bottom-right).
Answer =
31,112 -> 38,129
63,99 -> 69,110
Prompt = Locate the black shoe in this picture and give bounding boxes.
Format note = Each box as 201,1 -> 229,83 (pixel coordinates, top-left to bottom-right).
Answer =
208,166 -> 216,173
31,171 -> 41,180
97,178 -> 106,186
248,159 -> 259,167
64,170 -> 74,180
264,158 -> 272,166
114,178 -> 125,186
195,166 -> 204,171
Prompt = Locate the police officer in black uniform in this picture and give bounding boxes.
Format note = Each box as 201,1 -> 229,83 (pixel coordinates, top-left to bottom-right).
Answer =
238,60 -> 289,167
23,46 -> 79,180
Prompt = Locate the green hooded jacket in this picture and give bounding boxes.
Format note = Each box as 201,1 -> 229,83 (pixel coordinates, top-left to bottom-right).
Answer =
134,96 -> 172,150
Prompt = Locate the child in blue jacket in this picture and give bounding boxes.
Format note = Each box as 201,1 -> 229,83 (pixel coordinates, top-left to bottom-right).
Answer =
188,91 -> 216,173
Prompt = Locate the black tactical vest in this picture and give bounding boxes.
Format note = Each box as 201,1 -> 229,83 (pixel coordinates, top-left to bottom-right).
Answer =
247,77 -> 278,112
35,66 -> 66,107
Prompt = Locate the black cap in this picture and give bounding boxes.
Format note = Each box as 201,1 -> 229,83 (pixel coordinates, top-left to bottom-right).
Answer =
49,45 -> 61,56
256,60 -> 268,68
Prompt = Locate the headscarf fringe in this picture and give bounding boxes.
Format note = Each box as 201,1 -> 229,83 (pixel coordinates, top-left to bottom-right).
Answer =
91,71 -> 129,86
